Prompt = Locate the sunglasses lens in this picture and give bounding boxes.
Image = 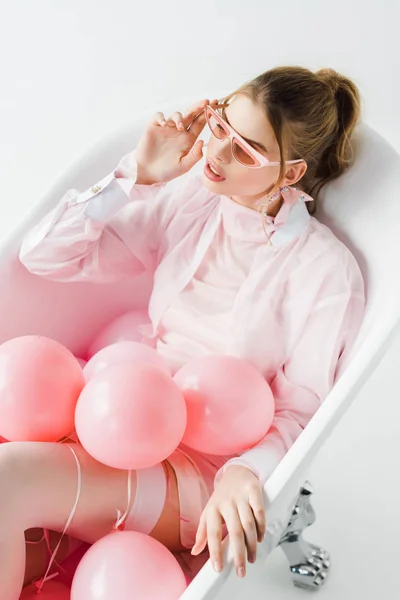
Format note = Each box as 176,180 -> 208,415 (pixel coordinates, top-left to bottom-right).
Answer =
207,112 -> 229,140
232,139 -> 258,166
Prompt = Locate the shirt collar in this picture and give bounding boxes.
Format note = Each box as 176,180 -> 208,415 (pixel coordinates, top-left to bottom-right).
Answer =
219,187 -> 313,246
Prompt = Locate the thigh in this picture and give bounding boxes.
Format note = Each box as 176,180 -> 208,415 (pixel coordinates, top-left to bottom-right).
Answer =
1,442 -> 183,552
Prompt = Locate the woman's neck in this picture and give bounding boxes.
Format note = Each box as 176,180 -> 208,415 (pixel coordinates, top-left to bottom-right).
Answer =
230,193 -> 283,217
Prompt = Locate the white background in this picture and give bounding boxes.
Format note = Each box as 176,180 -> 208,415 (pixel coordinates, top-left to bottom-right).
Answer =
1,1 -> 400,598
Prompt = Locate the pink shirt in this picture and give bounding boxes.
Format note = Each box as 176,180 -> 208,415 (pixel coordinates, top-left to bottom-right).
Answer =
156,204 -> 267,375
19,150 -> 366,485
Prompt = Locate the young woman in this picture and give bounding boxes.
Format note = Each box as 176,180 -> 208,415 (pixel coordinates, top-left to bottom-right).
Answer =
1,65 -> 365,597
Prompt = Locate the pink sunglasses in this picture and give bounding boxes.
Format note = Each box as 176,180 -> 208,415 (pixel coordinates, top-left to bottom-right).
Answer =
202,104 -> 304,169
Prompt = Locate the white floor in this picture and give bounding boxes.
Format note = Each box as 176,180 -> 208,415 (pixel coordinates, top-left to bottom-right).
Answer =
2,1 -> 400,598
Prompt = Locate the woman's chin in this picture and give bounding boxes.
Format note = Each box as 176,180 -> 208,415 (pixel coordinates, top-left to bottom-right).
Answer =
202,173 -> 229,192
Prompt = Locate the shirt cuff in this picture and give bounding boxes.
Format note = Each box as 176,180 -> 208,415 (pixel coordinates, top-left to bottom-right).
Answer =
214,449 -> 282,488
72,151 -> 167,224
82,177 -> 134,223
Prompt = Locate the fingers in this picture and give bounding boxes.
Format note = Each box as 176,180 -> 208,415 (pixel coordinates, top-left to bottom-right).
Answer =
237,502 -> 258,564
150,110 -> 185,130
184,98 -> 222,135
222,504 -> 247,578
248,485 -> 266,543
186,112 -> 207,138
192,488 -> 265,578
182,98 -> 210,128
205,506 -> 224,573
151,111 -> 167,127
151,99 -> 221,133
165,111 -> 185,130
180,139 -> 204,173
191,511 -> 207,556
169,111 -> 186,130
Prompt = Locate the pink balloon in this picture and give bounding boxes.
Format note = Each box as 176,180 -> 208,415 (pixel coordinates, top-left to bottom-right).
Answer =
174,355 -> 275,455
88,309 -> 152,358
83,341 -> 170,382
71,531 -> 186,600
0,336 -> 85,442
20,580 -> 70,599
75,363 -> 187,469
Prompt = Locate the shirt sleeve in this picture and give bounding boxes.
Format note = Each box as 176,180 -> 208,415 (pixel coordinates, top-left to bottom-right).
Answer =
215,252 -> 366,486
19,150 -> 168,283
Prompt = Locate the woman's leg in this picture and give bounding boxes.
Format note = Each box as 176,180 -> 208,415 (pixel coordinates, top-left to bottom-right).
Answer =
0,441 -> 183,600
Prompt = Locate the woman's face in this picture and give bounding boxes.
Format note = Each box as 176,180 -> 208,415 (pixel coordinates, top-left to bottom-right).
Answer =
203,94 -> 305,210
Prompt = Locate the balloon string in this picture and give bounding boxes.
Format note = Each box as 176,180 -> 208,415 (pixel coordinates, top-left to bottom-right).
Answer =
34,445 -> 82,595
26,529 -> 66,574
43,529 -> 67,573
25,532 -> 45,545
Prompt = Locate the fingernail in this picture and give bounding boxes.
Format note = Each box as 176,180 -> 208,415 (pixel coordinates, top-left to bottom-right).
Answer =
238,566 -> 246,578
213,561 -> 222,572
178,122 -> 184,130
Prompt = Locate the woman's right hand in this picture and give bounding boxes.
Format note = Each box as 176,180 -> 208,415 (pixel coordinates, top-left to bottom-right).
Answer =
135,98 -> 217,185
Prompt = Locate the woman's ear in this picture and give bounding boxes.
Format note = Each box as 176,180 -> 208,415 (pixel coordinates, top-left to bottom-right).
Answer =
283,161 -> 307,186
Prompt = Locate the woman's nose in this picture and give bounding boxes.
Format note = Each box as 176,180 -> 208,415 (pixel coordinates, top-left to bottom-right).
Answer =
214,139 -> 232,163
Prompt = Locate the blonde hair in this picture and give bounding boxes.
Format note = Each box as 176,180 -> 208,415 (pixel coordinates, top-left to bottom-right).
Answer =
223,65 -> 362,215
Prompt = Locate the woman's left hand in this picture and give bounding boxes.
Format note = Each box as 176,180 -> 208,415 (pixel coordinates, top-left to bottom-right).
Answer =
191,465 -> 266,578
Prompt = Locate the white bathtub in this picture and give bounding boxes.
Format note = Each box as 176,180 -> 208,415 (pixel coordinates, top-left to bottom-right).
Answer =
1,104 -> 400,598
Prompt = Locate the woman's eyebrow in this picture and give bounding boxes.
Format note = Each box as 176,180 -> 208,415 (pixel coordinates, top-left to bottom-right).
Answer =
222,108 -> 269,153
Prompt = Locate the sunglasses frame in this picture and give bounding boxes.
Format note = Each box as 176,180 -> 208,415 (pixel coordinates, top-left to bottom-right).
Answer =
202,103 -> 304,169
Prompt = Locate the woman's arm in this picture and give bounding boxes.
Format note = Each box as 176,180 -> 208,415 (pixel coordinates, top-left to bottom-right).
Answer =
19,151 -> 168,283
19,98 -> 213,284
217,257 -> 366,485
192,252 -> 365,576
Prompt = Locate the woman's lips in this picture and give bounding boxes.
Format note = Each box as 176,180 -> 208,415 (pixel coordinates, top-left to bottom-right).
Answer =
204,160 -> 226,183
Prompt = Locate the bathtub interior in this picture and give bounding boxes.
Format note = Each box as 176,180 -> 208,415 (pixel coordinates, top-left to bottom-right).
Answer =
0,256 -> 154,358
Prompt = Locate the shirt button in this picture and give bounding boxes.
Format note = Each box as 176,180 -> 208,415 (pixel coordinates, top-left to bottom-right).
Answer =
91,185 -> 101,193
